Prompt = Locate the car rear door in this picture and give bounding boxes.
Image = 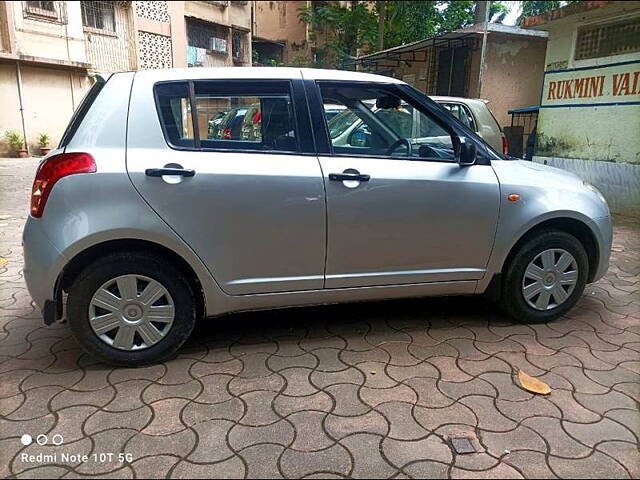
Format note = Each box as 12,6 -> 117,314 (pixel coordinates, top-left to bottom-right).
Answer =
126,72 -> 326,295
307,78 -> 500,289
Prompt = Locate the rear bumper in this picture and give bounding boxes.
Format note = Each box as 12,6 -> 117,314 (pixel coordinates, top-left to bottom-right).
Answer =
22,217 -> 66,319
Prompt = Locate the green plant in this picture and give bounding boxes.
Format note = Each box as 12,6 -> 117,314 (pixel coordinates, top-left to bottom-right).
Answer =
4,130 -> 25,150
38,132 -> 50,148
298,1 -> 511,67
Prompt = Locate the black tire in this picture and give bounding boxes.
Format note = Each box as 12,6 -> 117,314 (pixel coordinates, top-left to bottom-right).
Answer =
501,230 -> 589,323
67,251 -> 196,366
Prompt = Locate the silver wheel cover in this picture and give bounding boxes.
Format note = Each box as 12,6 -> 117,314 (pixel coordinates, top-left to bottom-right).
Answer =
522,248 -> 578,311
89,274 -> 175,351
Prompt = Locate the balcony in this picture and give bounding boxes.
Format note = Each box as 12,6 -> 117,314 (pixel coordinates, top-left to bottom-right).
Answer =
82,1 -> 136,72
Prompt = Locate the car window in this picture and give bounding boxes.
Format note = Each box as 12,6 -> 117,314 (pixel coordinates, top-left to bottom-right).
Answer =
154,80 -> 298,152
327,110 -> 359,139
319,83 -> 454,162
154,82 -> 196,148
440,103 -> 476,131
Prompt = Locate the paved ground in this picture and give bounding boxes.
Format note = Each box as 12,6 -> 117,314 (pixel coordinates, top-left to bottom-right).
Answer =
1,157 -> 639,479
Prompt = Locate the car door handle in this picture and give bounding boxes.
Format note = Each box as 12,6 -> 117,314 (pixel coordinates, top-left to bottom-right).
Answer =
145,168 -> 196,177
329,171 -> 370,182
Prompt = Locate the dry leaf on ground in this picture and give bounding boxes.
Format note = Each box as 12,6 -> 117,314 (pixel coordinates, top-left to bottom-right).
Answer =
517,369 -> 551,395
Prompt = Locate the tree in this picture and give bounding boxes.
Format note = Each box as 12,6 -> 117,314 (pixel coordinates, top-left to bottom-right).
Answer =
298,1 -> 511,68
517,1 -> 562,25
298,1 -> 377,68
438,1 -> 511,33
382,1 -> 510,48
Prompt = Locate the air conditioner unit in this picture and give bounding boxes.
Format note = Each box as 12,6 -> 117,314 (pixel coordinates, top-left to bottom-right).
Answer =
209,37 -> 227,53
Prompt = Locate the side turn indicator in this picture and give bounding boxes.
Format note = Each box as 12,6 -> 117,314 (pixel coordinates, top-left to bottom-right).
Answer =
508,194 -> 520,202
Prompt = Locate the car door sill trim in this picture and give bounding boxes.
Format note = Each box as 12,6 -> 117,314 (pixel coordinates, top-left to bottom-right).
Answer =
326,267 -> 485,280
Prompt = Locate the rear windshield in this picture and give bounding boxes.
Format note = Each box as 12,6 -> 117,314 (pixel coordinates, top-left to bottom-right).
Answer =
58,76 -> 106,148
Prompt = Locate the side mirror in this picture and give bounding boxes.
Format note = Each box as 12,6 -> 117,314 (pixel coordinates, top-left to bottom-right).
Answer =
454,136 -> 477,166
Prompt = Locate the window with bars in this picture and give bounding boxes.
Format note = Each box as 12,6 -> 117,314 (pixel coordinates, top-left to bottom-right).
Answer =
187,18 -> 229,54
26,1 -> 55,11
575,17 -> 640,60
232,29 -> 248,63
81,1 -> 116,32
23,1 -> 66,23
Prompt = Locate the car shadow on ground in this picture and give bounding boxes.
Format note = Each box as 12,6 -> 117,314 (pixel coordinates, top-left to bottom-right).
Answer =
180,295 -> 514,357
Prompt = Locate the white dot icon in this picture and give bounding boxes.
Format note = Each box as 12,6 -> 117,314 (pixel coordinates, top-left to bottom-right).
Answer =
20,434 -> 32,446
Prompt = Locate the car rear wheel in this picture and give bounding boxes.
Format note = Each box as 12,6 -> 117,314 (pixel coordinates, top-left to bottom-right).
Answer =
67,252 -> 196,366
501,230 -> 589,323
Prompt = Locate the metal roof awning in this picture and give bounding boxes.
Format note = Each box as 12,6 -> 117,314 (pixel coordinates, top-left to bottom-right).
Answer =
252,37 -> 286,48
347,30 -> 477,67
349,22 -> 548,68
508,106 -> 540,114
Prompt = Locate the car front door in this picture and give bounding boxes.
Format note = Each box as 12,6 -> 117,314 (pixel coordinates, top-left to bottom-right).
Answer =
127,75 -> 326,295
312,80 -> 501,289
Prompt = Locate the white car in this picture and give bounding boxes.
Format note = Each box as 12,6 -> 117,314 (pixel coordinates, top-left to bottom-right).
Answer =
433,96 -> 507,154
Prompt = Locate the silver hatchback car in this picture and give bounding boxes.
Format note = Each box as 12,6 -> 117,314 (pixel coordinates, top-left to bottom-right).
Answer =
23,67 -> 612,365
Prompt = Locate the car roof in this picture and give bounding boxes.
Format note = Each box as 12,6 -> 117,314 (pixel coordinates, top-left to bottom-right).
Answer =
129,67 -> 403,84
430,96 -> 489,105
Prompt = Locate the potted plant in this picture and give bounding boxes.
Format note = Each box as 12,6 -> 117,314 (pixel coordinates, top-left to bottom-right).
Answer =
38,132 -> 51,156
4,131 -> 27,158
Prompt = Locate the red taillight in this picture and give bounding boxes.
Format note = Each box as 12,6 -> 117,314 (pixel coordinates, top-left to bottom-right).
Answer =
253,110 -> 261,124
502,135 -> 509,155
30,152 -> 96,218
223,128 -> 232,140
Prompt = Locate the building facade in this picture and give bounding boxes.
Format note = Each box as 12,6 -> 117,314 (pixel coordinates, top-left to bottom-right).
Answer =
0,1 -> 251,156
351,23 -> 548,132
251,0 -> 310,66
523,1 -> 640,216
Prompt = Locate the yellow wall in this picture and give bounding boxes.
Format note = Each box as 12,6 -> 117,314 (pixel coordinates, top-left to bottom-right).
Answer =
478,33 -> 547,128
253,1 -> 310,64
0,64 -> 90,156
185,1 -> 251,30
378,33 -> 546,130
12,1 -> 86,63
536,6 -> 640,164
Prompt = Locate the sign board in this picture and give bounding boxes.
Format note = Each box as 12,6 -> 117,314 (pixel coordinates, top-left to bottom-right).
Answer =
542,61 -> 640,107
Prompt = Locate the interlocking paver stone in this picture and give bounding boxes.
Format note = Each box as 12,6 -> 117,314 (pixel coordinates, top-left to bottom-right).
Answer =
0,158 -> 638,478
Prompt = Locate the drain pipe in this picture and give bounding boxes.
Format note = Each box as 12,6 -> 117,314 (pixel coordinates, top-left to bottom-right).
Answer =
475,1 -> 490,98
15,61 -> 29,155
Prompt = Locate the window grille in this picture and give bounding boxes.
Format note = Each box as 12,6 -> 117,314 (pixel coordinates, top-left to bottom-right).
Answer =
575,17 -> 640,60
26,0 -> 54,11
81,1 -> 116,32
23,1 -> 67,23
83,2 -> 136,71
187,18 -> 229,54
232,29 -> 249,63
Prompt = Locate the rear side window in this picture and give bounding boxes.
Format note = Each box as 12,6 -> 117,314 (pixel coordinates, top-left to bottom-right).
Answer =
154,83 -> 195,148
154,80 -> 298,153
439,103 -> 476,131
58,76 -> 106,148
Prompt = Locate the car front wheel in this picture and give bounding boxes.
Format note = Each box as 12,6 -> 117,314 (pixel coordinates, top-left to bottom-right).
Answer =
67,252 -> 196,366
501,230 -> 589,323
